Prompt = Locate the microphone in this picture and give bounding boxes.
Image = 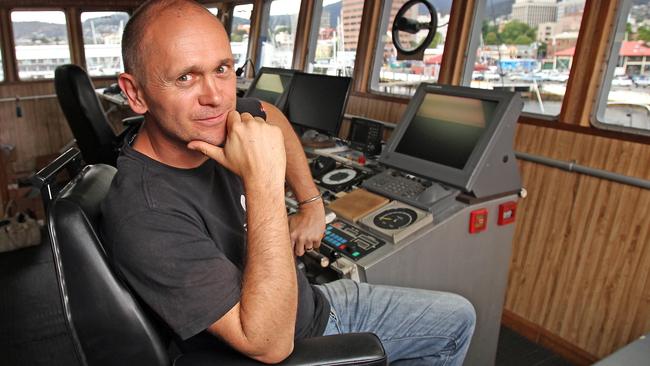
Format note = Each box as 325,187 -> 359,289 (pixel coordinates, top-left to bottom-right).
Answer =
235,58 -> 256,78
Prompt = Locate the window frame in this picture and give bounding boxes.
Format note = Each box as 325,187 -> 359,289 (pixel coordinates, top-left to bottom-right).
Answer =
591,0 -> 650,137
227,2 -> 255,71
305,0 -> 325,71
369,0 -> 399,96
0,17 -> 5,84
459,0 -> 483,87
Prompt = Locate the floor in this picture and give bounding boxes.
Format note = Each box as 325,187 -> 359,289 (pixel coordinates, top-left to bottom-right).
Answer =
0,233 -> 576,366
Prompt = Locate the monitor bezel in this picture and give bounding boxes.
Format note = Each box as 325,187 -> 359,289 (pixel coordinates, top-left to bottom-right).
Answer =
380,83 -> 516,191
285,72 -> 352,137
244,67 -> 297,107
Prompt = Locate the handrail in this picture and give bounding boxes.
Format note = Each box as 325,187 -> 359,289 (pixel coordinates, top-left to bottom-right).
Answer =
515,152 -> 650,190
0,94 -> 57,103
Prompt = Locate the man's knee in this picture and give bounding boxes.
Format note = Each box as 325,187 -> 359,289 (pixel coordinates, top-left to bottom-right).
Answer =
445,293 -> 476,340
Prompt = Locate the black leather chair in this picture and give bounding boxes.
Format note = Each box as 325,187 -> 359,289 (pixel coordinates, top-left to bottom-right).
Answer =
33,148 -> 386,366
54,64 -> 140,166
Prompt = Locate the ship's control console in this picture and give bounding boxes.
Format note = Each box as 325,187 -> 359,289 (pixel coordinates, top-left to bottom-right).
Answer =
296,83 -> 523,365
320,220 -> 387,261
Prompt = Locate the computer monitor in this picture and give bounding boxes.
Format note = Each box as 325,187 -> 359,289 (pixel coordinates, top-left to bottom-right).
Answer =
284,72 -> 352,137
380,83 -> 522,196
244,67 -> 295,108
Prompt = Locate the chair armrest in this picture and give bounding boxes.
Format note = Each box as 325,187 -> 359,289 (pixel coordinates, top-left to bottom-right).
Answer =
174,332 -> 386,366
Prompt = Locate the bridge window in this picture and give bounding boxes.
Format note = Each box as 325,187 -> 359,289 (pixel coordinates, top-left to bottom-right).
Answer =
370,0 -> 451,96
230,4 -> 254,71
260,0 -> 301,69
80,12 -> 129,77
307,0 -> 365,77
11,10 -> 71,81
594,0 -> 650,134
469,0 -> 586,117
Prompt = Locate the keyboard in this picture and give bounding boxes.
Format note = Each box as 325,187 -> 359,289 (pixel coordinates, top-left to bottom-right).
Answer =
362,170 -> 427,199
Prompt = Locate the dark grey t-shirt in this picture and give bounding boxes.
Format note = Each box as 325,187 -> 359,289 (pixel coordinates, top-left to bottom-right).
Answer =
100,99 -> 330,344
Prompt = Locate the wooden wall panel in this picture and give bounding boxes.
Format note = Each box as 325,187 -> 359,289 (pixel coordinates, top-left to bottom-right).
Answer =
0,82 -> 72,173
508,124 -> 650,359
346,95 -> 405,124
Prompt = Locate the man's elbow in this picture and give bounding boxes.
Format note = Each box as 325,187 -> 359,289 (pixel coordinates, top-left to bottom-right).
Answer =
251,340 -> 294,364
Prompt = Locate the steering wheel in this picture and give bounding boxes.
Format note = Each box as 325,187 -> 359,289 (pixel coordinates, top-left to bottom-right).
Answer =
392,0 -> 438,57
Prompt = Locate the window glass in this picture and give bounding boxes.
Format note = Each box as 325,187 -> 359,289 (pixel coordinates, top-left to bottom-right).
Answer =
231,4 -> 253,70
308,0 -> 365,77
0,48 -> 4,81
12,11 -> 71,80
472,0 -> 585,116
371,0 -> 451,95
598,0 -> 650,132
207,7 -> 220,16
260,0 -> 300,69
81,12 -> 129,77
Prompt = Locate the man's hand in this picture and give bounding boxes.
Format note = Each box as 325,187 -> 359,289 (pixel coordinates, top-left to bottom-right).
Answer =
188,111 -> 286,188
289,201 -> 326,256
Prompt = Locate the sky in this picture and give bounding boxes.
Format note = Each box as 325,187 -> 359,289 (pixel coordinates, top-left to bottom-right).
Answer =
11,11 -> 67,24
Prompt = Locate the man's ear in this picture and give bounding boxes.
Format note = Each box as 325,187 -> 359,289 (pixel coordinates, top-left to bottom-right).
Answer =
118,72 -> 148,115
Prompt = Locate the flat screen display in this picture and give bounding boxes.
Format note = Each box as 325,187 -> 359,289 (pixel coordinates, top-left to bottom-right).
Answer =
286,73 -> 351,136
246,72 -> 293,105
394,93 -> 498,170
350,122 -> 369,144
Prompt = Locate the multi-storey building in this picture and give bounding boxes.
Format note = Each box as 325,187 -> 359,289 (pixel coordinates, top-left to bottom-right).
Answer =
511,0 -> 558,27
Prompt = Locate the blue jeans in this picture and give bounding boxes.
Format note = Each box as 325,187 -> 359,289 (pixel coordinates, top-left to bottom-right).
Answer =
315,279 -> 475,366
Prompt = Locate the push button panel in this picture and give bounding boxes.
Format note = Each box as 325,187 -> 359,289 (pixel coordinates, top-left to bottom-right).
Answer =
322,220 -> 386,261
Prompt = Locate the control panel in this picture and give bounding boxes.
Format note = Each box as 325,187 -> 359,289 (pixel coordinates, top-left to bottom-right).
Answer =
321,220 -> 386,261
362,169 -> 459,213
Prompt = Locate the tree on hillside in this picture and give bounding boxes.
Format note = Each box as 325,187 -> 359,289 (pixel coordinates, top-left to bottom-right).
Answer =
514,35 -> 533,45
500,21 -> 536,44
481,20 -> 536,45
482,21 -> 499,44
485,32 -> 498,45
638,26 -> 650,42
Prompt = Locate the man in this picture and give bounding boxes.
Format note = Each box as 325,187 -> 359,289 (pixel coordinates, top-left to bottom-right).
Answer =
101,1 -> 475,364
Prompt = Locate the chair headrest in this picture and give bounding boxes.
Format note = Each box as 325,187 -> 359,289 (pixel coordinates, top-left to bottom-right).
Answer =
54,64 -> 117,165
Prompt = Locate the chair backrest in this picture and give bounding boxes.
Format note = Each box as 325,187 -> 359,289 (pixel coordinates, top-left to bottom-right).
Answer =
54,64 -> 118,166
47,163 -> 169,366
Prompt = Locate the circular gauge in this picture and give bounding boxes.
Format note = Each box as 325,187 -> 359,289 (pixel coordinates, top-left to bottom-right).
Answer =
373,208 -> 418,230
321,168 -> 357,185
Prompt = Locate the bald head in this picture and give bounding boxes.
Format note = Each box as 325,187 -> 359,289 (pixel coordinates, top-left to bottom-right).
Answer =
122,0 -> 223,81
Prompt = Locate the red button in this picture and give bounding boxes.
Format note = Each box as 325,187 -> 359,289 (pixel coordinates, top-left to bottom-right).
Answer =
469,208 -> 488,234
498,201 -> 517,226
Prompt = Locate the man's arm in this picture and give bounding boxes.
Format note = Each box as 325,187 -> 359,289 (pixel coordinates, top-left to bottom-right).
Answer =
188,112 -> 297,364
262,101 -> 326,256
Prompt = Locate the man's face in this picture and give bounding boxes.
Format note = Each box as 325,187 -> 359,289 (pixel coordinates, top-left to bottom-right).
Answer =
138,8 -> 237,147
